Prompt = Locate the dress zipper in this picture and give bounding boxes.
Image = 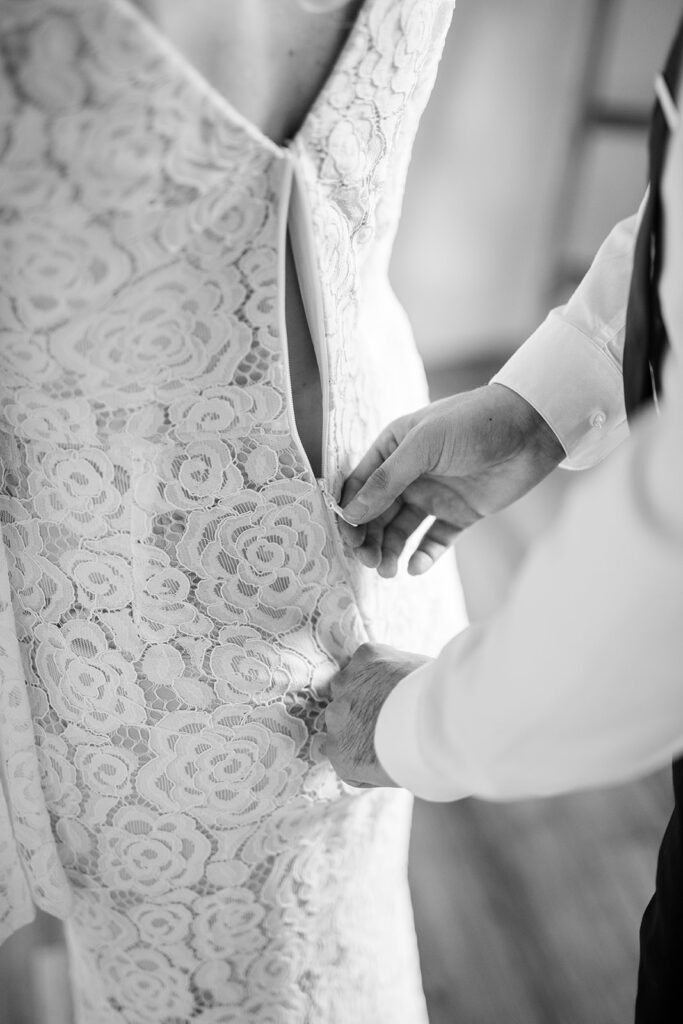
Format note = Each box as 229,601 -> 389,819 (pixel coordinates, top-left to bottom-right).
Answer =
317,479 -> 356,524
283,141 -> 341,509
281,146 -> 369,634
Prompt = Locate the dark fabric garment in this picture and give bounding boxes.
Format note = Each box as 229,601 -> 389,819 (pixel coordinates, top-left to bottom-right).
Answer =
636,762 -> 683,1022
628,16 -> 683,1021
622,16 -> 683,416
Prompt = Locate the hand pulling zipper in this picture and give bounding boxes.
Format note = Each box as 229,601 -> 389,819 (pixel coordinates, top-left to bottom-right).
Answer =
317,478 -> 355,524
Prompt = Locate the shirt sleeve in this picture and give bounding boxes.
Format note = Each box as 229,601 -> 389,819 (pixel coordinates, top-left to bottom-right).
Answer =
375,353 -> 683,802
492,211 -> 641,471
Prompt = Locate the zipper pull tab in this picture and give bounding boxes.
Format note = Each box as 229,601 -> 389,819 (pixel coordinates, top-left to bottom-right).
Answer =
317,479 -> 355,524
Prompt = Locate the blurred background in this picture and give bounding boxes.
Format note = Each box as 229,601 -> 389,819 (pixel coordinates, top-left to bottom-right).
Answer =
1,1 -> 681,1022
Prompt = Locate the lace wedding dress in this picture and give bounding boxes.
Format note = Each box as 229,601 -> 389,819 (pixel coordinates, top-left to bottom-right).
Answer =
0,0 -> 466,1020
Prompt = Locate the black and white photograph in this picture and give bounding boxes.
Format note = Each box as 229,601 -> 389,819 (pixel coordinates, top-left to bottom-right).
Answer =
0,1 -> 682,1022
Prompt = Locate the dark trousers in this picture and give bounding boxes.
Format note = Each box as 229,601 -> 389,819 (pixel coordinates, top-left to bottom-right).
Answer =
635,758 -> 683,1021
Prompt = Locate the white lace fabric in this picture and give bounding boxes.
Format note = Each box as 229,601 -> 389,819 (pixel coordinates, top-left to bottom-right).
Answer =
0,0 -> 465,1020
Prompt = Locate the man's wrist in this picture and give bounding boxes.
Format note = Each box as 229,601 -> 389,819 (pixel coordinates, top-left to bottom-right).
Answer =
491,320 -> 629,471
374,659 -> 464,802
489,382 -> 565,468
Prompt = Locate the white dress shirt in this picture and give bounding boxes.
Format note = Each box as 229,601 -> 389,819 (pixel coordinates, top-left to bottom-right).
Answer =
492,213 -> 637,469
374,202 -> 683,802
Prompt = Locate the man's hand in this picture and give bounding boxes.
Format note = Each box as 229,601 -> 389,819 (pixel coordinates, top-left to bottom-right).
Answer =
324,643 -> 429,788
340,383 -> 565,577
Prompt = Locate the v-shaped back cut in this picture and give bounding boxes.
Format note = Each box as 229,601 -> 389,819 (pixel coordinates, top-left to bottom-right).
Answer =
125,0 -> 370,153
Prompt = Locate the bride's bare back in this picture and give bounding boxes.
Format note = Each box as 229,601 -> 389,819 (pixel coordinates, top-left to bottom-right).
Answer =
145,0 -> 363,476
145,0 -> 362,145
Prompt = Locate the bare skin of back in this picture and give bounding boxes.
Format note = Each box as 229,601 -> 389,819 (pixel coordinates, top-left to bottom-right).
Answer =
144,0 -> 364,477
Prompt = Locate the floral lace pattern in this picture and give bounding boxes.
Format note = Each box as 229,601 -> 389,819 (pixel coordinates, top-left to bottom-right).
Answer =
0,0 -> 466,1020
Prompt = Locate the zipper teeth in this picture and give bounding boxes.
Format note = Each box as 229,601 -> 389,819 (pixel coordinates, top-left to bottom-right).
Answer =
282,148 -> 370,641
317,480 -> 355,525
287,142 -> 331,486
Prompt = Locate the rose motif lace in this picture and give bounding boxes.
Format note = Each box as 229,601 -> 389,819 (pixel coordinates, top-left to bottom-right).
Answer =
0,0 -> 466,1020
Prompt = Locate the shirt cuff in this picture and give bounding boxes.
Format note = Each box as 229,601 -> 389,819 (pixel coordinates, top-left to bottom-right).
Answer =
375,661 -> 467,803
492,319 -> 628,471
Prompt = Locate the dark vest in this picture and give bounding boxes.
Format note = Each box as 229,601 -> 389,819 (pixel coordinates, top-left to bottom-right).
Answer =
626,15 -> 683,1023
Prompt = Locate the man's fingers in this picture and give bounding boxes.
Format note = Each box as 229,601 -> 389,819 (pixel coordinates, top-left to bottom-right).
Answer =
341,496 -> 401,558
354,500 -> 402,568
328,670 -> 349,700
407,518 -> 460,575
378,503 -> 428,575
357,518 -> 383,568
338,518 -> 366,550
340,426 -> 400,511
342,430 -> 424,525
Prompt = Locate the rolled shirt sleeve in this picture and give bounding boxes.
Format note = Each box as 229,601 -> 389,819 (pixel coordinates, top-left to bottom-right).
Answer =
492,212 -> 640,470
375,353 -> 683,803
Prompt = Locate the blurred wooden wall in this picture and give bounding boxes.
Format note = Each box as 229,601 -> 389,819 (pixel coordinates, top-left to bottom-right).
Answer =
392,0 -> 683,366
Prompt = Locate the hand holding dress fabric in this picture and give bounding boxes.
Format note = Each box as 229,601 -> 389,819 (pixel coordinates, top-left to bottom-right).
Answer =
324,643 -> 429,787
340,383 -> 566,577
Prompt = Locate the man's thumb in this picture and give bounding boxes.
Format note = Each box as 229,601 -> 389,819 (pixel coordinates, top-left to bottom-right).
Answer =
342,432 -> 424,524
